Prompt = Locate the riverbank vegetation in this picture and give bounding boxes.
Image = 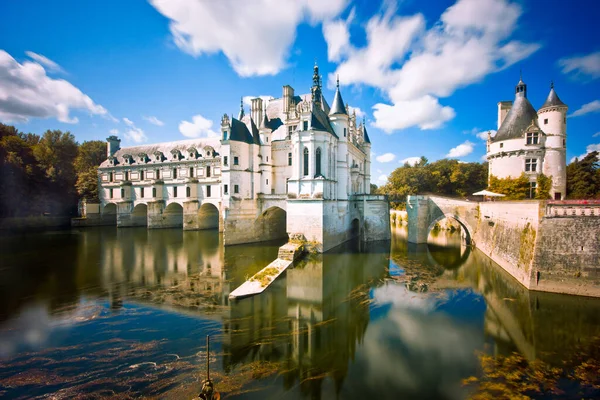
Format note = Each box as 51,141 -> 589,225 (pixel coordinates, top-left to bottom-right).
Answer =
0,123 -> 105,217
378,152 -> 600,204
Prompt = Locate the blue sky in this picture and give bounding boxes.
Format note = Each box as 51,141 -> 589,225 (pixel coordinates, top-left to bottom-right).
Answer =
1,0 -> 599,184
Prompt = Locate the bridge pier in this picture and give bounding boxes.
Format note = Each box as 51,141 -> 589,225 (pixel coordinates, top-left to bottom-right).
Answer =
406,195 -> 430,244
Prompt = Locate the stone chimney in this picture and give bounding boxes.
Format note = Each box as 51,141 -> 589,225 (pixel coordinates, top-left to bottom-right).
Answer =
251,97 -> 263,124
497,101 -> 512,129
107,135 -> 121,157
283,85 -> 294,115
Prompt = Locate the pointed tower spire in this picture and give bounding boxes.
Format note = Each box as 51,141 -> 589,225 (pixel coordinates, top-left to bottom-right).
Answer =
260,104 -> 269,129
515,72 -> 527,98
238,97 -> 245,119
362,117 -> 371,144
311,62 -> 322,107
329,74 -> 347,115
540,81 -> 566,109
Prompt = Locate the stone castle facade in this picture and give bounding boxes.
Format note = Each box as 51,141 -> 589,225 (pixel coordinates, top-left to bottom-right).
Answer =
92,65 -> 390,252
486,76 -> 568,199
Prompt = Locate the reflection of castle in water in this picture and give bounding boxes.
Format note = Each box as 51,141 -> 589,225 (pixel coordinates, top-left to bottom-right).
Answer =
222,240 -> 390,397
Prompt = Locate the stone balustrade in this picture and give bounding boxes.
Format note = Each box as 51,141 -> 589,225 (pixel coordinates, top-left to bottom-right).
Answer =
545,200 -> 600,217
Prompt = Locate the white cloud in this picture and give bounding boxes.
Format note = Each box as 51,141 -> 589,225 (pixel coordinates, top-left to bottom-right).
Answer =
143,115 -> 164,126
109,128 -> 119,135
121,118 -> 147,143
474,129 -> 496,140
570,100 -> 600,118
377,174 -> 388,183
179,114 -> 219,138
242,95 -> 274,107
571,143 -> 600,163
593,132 -> 600,138
0,50 -> 108,124
373,95 -> 455,132
25,51 -> 65,74
400,157 -> 422,166
376,152 -> 396,163
325,0 -> 540,132
348,106 -> 365,118
559,51 -> 600,80
446,140 -> 474,158
150,0 -> 348,77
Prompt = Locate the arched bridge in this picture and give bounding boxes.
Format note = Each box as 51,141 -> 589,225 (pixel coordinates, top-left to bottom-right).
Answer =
406,195 -> 478,246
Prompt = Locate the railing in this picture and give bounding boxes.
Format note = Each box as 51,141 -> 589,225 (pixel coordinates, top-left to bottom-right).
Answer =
545,200 -> 600,217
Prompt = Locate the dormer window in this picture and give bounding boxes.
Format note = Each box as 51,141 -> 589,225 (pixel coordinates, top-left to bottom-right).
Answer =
108,156 -> 118,166
138,153 -> 148,163
154,151 -> 164,162
171,149 -> 182,160
123,154 -> 133,164
526,132 -> 539,145
187,147 -> 198,159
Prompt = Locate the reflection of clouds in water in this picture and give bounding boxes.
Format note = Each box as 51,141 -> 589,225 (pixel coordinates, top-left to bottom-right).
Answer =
360,283 -> 482,399
0,300 -> 102,359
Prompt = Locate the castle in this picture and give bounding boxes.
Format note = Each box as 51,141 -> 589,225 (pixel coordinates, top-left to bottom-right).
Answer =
91,64 -> 390,252
486,76 -> 568,199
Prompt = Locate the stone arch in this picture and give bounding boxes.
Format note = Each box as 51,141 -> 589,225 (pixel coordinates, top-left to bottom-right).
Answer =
351,218 -> 360,238
163,202 -> 184,228
426,242 -> 471,270
131,203 -> 148,227
255,206 -> 287,242
198,202 -> 220,230
426,214 -> 473,246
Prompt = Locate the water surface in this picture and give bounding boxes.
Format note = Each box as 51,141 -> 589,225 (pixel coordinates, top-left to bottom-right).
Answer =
1,225 -> 599,399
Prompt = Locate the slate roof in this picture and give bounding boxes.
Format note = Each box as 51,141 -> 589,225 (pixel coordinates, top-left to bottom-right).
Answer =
329,85 -> 347,115
493,95 -> 539,142
363,124 -> 371,144
540,87 -> 566,109
99,137 -> 222,167
229,117 -> 254,144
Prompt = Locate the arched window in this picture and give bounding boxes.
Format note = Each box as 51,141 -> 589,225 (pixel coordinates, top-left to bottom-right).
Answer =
316,147 -> 322,177
186,186 -> 191,197
303,148 -> 309,176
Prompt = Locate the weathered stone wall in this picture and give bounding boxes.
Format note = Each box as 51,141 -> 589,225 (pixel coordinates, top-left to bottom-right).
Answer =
532,217 -> 600,297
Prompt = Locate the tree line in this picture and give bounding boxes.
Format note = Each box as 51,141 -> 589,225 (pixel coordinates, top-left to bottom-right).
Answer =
0,123 -> 105,218
376,152 -> 600,206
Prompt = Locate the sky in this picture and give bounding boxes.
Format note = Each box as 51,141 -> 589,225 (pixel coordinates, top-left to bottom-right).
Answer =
1,0 -> 599,185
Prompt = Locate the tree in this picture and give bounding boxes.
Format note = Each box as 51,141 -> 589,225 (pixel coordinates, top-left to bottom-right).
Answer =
488,173 -> 530,200
370,183 -> 378,194
535,174 -> 552,200
74,140 -> 106,202
566,152 -> 599,199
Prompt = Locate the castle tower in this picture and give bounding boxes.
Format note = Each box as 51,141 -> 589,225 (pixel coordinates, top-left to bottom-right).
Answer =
330,76 -> 349,199
538,82 -> 568,199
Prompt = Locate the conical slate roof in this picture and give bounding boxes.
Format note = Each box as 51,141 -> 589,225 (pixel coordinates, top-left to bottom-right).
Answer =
363,123 -> 371,144
329,79 -> 347,116
493,95 -> 539,142
229,118 -> 254,144
540,86 -> 566,109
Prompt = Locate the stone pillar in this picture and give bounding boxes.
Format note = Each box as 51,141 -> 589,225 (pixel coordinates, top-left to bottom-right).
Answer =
116,201 -> 134,227
406,195 -> 429,244
183,200 -> 200,230
147,200 -> 166,229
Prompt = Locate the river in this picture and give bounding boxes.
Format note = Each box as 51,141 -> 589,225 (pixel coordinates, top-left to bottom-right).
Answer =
1,225 -> 599,399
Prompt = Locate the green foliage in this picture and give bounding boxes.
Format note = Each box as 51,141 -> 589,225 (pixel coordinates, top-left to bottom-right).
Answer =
566,151 -> 599,199
74,141 -> 106,202
488,173 -> 530,200
370,183 -> 378,194
0,124 -> 107,217
377,157 -> 488,206
535,174 -> 552,200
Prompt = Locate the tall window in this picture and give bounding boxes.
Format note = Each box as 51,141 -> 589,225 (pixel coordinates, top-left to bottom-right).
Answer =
207,185 -> 211,197
109,172 -> 113,182
316,147 -> 322,177
525,158 -> 537,172
124,172 -> 129,181
343,128 -> 347,137
120,188 -> 125,198
140,187 -> 145,198
303,121 -> 308,131
234,156 -> 239,165
288,152 -> 292,166
152,187 -> 156,197
109,188 -> 113,199
234,185 -> 239,194
173,168 -> 177,179
303,148 -> 309,176
224,184 -> 229,194
206,166 -> 211,177
186,186 -> 191,197
140,171 -> 144,180
224,156 -> 228,166
544,118 -> 548,125
173,186 -> 178,197
529,182 -> 537,199
189,167 -> 194,177
156,169 -> 160,179
526,132 -> 539,145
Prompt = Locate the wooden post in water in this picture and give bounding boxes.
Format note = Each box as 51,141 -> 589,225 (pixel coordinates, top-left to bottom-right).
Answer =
198,335 -> 219,400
